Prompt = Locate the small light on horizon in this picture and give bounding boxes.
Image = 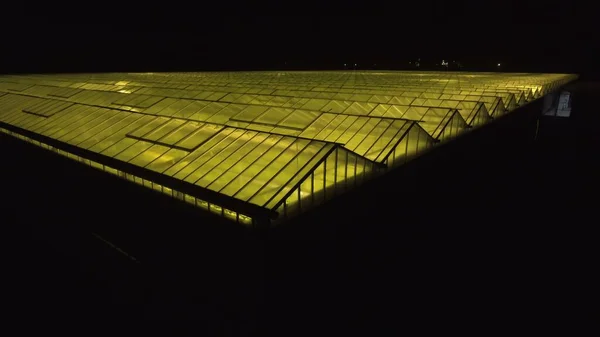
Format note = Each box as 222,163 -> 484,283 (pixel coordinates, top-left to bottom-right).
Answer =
497,63 -> 501,67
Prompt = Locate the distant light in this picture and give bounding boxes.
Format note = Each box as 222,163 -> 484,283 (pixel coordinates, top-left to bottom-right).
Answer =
497,63 -> 501,67
354,63 -> 357,66
344,64 -> 347,66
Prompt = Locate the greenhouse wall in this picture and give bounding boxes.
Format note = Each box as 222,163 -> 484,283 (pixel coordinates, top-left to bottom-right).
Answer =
383,123 -> 435,168
273,147 -> 381,222
0,126 -> 259,227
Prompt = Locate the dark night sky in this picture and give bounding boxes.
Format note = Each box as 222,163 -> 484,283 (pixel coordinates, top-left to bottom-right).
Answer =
1,3 -> 597,78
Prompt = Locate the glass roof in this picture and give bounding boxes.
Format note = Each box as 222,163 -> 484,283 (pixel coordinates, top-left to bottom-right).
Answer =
0,71 -> 577,225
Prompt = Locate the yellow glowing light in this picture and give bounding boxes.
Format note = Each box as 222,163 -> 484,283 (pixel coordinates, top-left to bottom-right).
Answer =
0,71 -> 577,226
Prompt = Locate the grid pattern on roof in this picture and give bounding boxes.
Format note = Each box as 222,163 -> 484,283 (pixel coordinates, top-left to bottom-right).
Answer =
0,71 -> 577,226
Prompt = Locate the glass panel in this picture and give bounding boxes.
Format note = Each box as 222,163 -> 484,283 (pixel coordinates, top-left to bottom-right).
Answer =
236,94 -> 258,104
232,105 -> 270,121
59,109 -> 118,143
184,194 -> 196,206
381,105 -> 406,118
402,106 -> 429,121
206,104 -> 245,124
254,107 -> 293,125
361,119 -> 396,161
223,208 -> 237,221
113,140 -> 153,162
368,95 -> 392,104
100,137 -> 138,157
247,140 -> 313,206
228,137 -> 293,200
349,94 -> 372,102
344,118 -> 381,154
266,96 -> 292,107
143,119 -> 186,142
354,157 -> 365,185
175,128 -> 240,181
334,116 -> 368,144
265,143 -> 332,210
344,152 -> 357,187
191,129 -> 252,187
278,110 -> 319,130
218,134 -> 282,196
233,138 -> 297,201
300,98 -> 329,111
129,144 -> 171,167
154,99 -> 194,117
321,100 -> 352,113
165,128 -> 235,178
298,173 -> 313,211
44,107 -> 103,138
206,132 -> 270,192
335,149 -> 347,193
172,100 -> 210,119
112,93 -> 138,106
205,92 -> 227,101
84,114 -> 150,151
144,97 -> 180,115
136,96 -> 163,108
23,100 -> 72,117
14,110 -> 48,129
300,114 -> 335,138
324,152 -> 337,199
317,115 -> 349,141
161,121 -> 204,145
332,93 -> 353,100
69,112 -> 126,146
376,120 -> 411,163
176,123 -> 223,150
407,125 -> 423,157
292,98 -> 310,109
145,148 -> 189,173
283,187 -> 301,218
128,116 -> 170,138
312,163 -> 325,204
34,105 -> 93,135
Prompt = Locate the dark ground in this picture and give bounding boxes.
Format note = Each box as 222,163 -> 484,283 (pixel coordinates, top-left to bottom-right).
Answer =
1,83 -> 598,335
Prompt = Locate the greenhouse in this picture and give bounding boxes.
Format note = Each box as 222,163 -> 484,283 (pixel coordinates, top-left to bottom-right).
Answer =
0,71 -> 577,227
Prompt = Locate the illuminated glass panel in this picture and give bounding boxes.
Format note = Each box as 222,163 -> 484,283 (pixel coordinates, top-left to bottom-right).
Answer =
0,71 -> 577,226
